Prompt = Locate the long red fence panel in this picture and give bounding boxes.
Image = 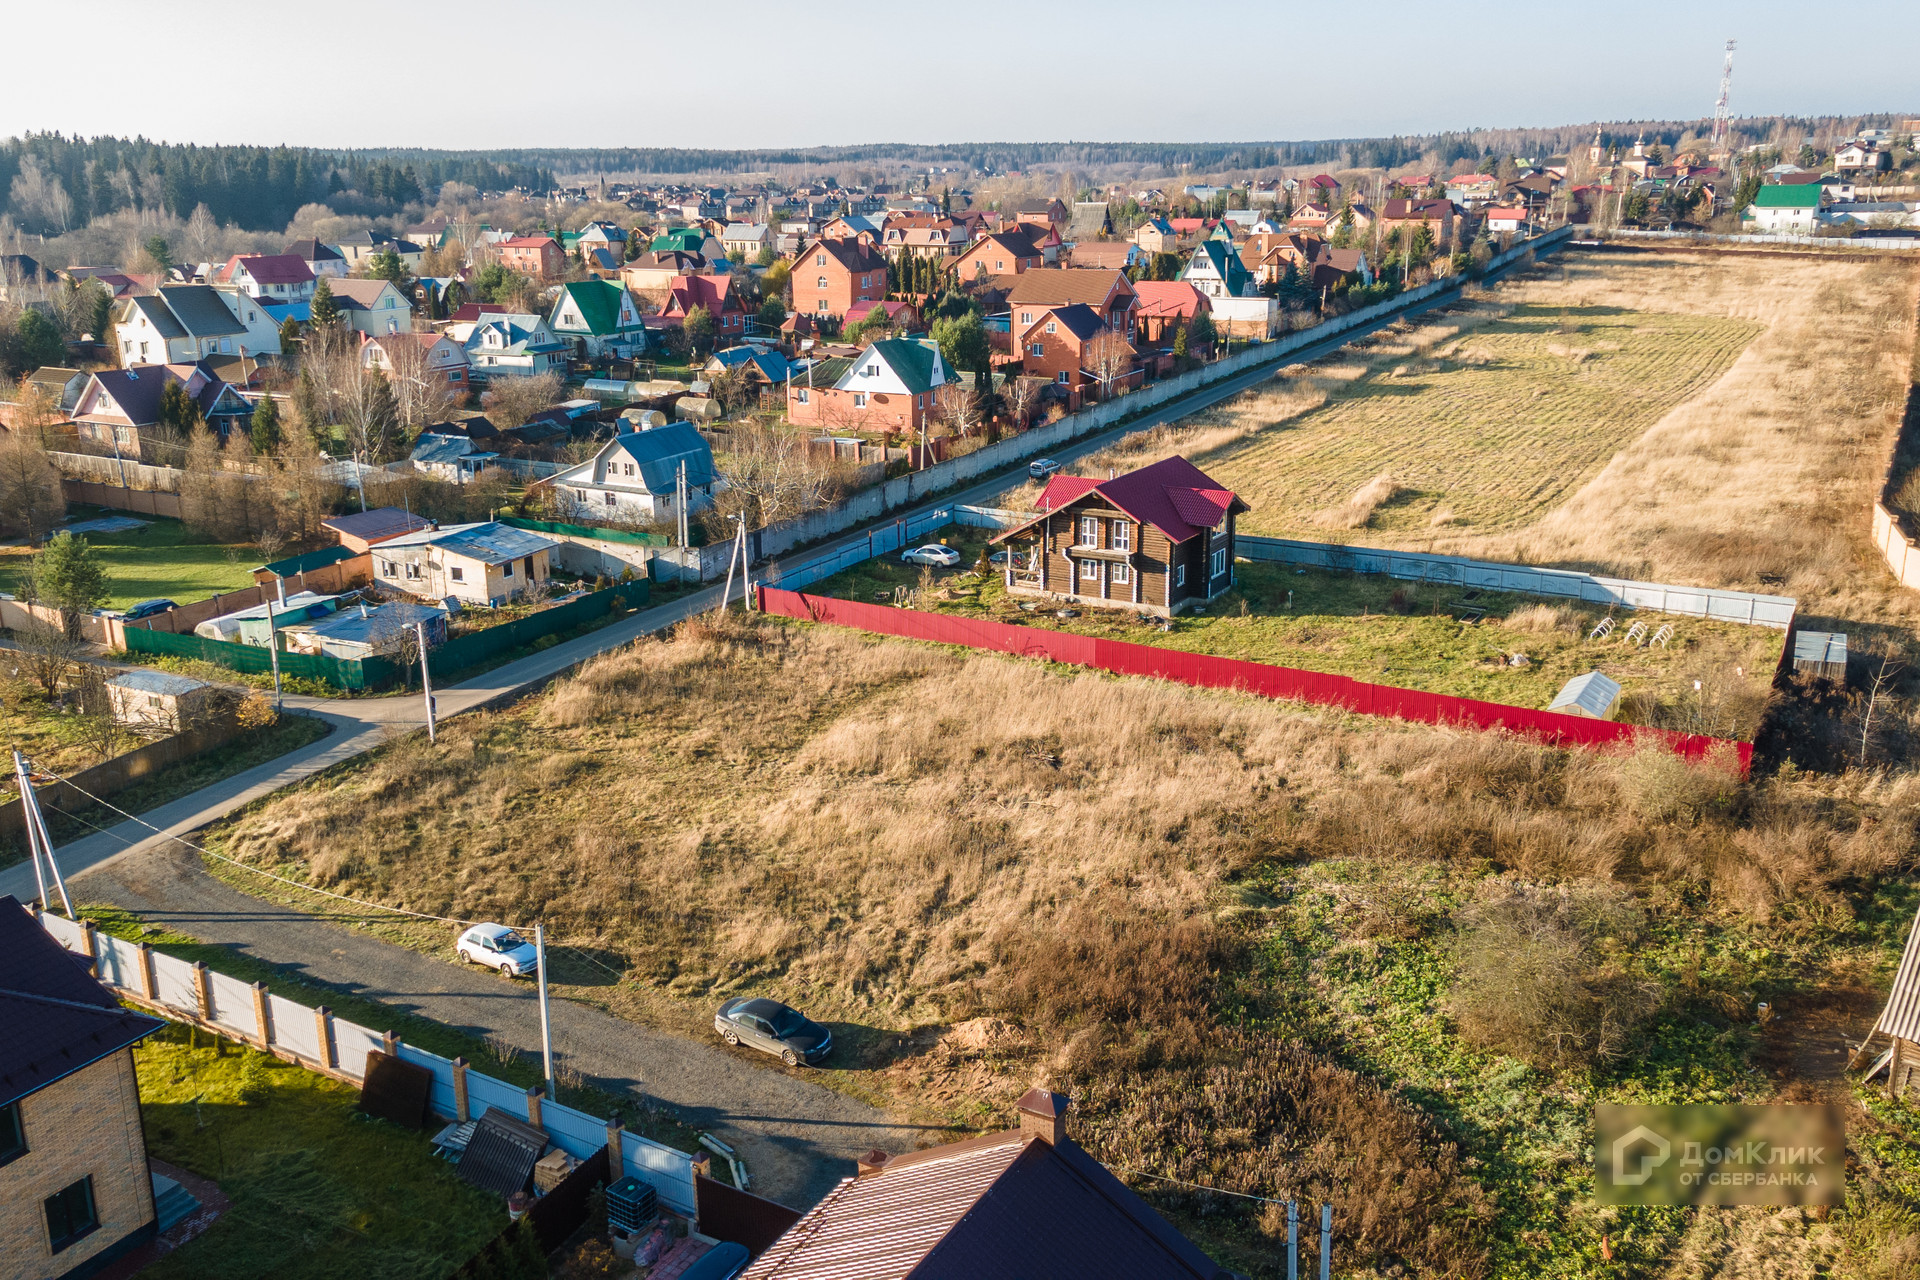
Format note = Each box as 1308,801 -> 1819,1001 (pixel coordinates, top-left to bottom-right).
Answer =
757,588 -> 1752,768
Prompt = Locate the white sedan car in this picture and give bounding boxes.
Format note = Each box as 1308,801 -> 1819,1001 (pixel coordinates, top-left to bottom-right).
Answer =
456,924 -> 539,978
901,544 -> 962,568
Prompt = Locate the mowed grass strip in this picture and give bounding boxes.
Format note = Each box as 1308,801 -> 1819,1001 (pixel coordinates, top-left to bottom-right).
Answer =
1206,304 -> 1762,536
0,509 -> 261,610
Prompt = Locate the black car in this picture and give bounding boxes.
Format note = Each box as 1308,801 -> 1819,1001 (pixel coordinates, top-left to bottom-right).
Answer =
713,997 -> 832,1066
122,599 -> 177,620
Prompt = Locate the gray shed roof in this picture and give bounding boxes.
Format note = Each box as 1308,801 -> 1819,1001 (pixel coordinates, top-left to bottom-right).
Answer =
289,601 -> 448,646
378,521 -> 557,565
608,422 -> 716,494
124,294 -> 186,340
106,669 -> 211,697
160,285 -> 246,337
1878,906 -> 1920,1043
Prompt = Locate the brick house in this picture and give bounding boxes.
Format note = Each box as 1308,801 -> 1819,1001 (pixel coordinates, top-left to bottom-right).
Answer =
791,238 -> 887,321
786,336 -> 953,436
660,273 -> 749,341
1015,303 -> 1138,407
496,235 -> 565,280
1380,197 -> 1461,248
991,455 -> 1247,616
0,895 -> 168,1280
1007,269 -> 1137,341
1130,281 -> 1212,353
740,1089 -> 1231,1280
1012,199 -> 1068,238
954,228 -> 1045,282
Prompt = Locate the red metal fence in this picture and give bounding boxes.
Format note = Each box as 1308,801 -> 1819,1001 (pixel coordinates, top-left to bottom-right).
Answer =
756,587 -> 1753,768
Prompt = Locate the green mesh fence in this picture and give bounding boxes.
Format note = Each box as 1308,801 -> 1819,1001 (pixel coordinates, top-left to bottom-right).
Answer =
121,582 -> 651,691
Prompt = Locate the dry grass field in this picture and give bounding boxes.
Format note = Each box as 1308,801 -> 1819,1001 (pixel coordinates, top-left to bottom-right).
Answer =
1001,252 -> 1918,630
208,612 -> 1920,1278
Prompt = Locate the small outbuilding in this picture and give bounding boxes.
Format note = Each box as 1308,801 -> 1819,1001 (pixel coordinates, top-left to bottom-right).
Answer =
280,600 -> 450,660
1549,670 -> 1622,720
106,669 -> 216,728
1792,630 -> 1847,682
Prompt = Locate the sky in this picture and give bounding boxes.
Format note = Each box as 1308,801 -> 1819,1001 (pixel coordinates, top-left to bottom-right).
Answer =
1,0 -> 1914,152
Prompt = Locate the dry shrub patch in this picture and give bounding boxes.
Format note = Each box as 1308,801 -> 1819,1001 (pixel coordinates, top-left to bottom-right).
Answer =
213,617 -> 1920,1277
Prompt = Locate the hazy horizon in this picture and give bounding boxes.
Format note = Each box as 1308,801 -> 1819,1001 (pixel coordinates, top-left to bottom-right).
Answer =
1,0 -> 1914,153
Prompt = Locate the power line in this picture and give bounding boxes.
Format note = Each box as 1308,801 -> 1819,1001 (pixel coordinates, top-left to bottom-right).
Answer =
1111,1166 -> 1290,1206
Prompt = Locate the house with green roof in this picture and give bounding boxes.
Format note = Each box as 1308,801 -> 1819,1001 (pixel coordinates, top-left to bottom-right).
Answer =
786,336 -> 954,436
548,279 -> 647,358
1745,184 -> 1825,234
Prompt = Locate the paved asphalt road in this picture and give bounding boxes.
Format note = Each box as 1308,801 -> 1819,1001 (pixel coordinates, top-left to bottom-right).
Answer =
5,266 -> 1517,1208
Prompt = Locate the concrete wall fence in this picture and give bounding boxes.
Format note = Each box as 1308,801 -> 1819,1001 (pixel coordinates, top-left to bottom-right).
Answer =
756,586 -> 1754,768
32,907 -> 698,1216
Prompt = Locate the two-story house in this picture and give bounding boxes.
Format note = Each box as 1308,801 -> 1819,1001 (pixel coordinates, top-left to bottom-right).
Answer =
1007,269 -> 1137,341
1016,303 -> 1137,407
360,331 -> 471,391
451,311 -> 567,379
282,237 -> 350,278
548,279 -> 647,358
953,228 -> 1045,283
1379,197 -> 1461,248
496,235 -> 566,279
1,897 -> 171,1280
325,278 -> 416,337
1180,242 -> 1277,338
991,455 -> 1248,617
791,238 -> 888,320
211,253 -> 317,302
72,363 -> 256,456
660,273 -> 749,342
114,286 -> 261,365
786,336 -> 953,435
543,421 -> 720,523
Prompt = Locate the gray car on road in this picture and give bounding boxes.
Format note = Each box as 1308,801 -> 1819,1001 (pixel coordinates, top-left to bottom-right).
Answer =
714,997 -> 832,1066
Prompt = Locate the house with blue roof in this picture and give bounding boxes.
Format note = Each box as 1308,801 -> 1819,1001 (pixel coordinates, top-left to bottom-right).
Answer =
370,521 -> 559,606
544,422 -> 721,524
704,346 -> 791,386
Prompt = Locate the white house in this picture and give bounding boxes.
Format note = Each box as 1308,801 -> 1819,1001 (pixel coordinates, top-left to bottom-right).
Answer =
1179,240 -> 1277,338
212,254 -> 316,302
451,312 -> 568,378
114,285 -> 274,364
720,223 -> 773,259
545,422 -> 720,523
1834,143 -> 1891,174
1745,186 -> 1825,233
323,278 -> 415,336
409,433 -> 501,483
371,521 -> 557,606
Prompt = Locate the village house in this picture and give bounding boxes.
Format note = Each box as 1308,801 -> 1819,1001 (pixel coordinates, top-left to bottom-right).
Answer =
786,336 -> 953,436
954,228 -> 1045,281
791,238 -> 888,321
1016,302 -> 1138,407
324,278 -> 416,336
1180,241 -> 1278,338
72,363 -> 255,456
331,230 -> 424,271
409,432 -> 500,483
719,222 -> 772,259
843,298 -> 922,333
360,330 -> 470,390
1746,185 -> 1824,233
1379,197 -> 1460,247
543,421 -> 720,523
1012,199 -> 1068,238
451,311 -> 568,378
114,285 -> 273,364
0,896 -> 170,1280
322,506 -> 433,553
548,279 -> 647,358
210,253 -> 316,302
104,669 -> 216,728
1130,280 -> 1212,354
1483,206 -> 1529,236
282,237 -> 350,278
1133,217 -> 1179,254
1240,232 -> 1324,285
1007,268 -> 1137,340
660,273 -> 749,341
1834,142 -> 1891,174
280,600 -> 450,660
496,234 -> 566,279
1068,240 -> 1141,271
992,455 -> 1248,617
371,521 -> 557,606
739,1090 -> 1231,1280
621,250 -> 715,294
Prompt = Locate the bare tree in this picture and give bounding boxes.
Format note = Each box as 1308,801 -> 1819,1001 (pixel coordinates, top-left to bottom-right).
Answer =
935,381 -> 983,438
1856,646 -> 1908,764
70,666 -> 129,762
707,423 -> 848,531
708,364 -> 755,418
481,371 -> 563,430
11,617 -> 84,698
1084,330 -> 1136,400
380,336 -> 463,432
183,203 -> 220,269
0,426 -> 63,540
1006,374 -> 1047,428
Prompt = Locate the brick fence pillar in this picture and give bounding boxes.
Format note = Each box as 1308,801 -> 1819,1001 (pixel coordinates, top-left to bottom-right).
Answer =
137,943 -> 156,1001
192,961 -> 213,1021
251,981 -> 272,1049
452,1057 -> 470,1123
606,1118 -> 624,1172
382,1029 -> 400,1057
526,1086 -> 544,1131
79,919 -> 99,975
315,1006 -> 335,1070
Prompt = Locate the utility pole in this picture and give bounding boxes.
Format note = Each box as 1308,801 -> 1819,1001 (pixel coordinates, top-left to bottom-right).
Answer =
1320,1202 -> 1332,1280
15,752 -> 49,911
1287,1201 -> 1298,1280
534,922 -> 555,1096
416,620 -> 436,743
14,752 -> 72,917
264,597 -> 282,711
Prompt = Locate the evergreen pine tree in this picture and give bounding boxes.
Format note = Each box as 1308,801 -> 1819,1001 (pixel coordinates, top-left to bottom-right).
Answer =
509,1218 -> 547,1278
249,394 -> 282,455
310,277 -> 339,328
1173,323 -> 1189,358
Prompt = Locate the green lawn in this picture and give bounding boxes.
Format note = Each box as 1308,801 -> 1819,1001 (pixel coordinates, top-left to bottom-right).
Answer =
798,528 -> 1784,740
135,1029 -> 504,1280
0,508 -> 262,610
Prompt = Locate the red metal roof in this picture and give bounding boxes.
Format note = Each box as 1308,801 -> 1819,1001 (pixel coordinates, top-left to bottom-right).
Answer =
1019,456 -> 1246,545
1131,281 -> 1207,320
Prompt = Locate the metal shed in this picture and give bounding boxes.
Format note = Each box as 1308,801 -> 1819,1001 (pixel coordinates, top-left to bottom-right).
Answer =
1548,670 -> 1622,720
1792,630 -> 1847,681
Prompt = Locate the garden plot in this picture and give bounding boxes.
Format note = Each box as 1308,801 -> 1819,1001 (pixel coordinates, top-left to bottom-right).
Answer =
804,531 -> 1783,741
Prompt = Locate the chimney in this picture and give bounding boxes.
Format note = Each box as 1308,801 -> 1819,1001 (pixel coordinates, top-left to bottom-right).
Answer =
1016,1088 -> 1069,1146
856,1149 -> 891,1177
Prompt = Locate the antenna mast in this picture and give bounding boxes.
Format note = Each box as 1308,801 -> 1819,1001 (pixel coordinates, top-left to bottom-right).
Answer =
1711,39 -> 1737,149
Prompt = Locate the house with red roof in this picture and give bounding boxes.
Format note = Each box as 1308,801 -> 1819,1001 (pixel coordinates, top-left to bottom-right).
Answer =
1131,281 -> 1212,355
991,455 -> 1248,616
660,273 -> 749,340
497,235 -> 565,280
